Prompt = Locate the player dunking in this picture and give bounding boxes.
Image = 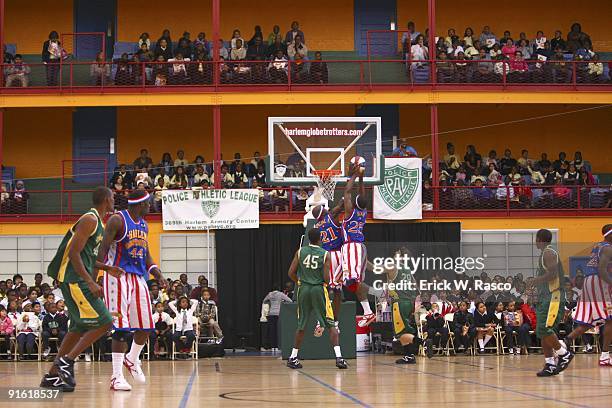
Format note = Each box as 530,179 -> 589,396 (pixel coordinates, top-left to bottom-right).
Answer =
312,199 -> 344,333
42,187 -> 124,391
97,190 -> 167,391
565,224 -> 612,367
531,229 -> 574,377
341,168 -> 375,327
286,228 -> 348,369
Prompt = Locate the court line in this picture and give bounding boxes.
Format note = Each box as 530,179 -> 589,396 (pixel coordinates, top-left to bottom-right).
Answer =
298,370 -> 374,408
178,367 -> 197,408
377,362 -> 593,408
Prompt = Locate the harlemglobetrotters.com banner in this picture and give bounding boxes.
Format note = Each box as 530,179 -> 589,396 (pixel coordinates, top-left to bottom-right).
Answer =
373,157 -> 422,220
161,189 -> 260,230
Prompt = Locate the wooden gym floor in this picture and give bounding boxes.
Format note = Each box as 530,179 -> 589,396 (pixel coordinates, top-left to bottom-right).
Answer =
0,354 -> 610,407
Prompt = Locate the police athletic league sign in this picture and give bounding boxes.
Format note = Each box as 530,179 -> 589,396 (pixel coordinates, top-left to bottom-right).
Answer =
161,189 -> 259,230
374,158 -> 422,220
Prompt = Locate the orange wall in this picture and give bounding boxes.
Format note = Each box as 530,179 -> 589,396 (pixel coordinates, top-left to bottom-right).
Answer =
116,105 -> 356,165
4,108 -> 73,180
117,0 -> 354,51
399,104 -> 612,172
397,0 -> 612,51
6,0 -> 73,55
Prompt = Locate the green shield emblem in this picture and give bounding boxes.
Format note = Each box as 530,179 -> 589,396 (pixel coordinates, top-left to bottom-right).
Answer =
201,200 -> 220,218
378,165 -> 420,212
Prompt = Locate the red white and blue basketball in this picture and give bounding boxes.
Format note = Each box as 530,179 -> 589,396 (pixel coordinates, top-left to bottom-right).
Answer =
350,155 -> 366,168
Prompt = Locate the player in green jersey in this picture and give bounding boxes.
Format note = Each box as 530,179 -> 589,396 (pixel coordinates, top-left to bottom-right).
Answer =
531,229 -> 574,377
286,228 -> 348,369
41,187 -> 124,391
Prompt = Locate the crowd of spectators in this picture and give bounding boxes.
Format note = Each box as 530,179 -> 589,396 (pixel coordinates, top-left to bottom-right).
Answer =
404,22 -> 610,84
0,273 -> 222,360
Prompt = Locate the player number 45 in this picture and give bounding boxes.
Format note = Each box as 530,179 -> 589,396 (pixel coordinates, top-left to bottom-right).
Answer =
303,254 -> 320,269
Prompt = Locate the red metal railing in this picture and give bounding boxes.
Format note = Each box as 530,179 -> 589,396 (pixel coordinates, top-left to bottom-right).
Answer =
1,184 -> 610,222
1,59 -> 609,94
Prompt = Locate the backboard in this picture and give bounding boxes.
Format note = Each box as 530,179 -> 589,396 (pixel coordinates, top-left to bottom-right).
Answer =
267,117 -> 383,186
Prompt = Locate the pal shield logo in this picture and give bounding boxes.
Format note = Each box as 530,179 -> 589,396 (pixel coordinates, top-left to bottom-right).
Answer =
201,200 -> 220,219
378,165 -> 419,212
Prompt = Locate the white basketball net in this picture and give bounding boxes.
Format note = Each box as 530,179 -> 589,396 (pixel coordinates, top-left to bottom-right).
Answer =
313,170 -> 340,201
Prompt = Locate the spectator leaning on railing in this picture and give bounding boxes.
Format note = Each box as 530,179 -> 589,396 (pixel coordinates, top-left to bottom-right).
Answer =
4,54 -> 30,87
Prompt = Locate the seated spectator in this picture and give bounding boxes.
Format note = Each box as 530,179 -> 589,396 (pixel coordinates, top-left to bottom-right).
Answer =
532,31 -> 547,52
553,152 -> 568,173
218,39 -> 229,59
232,163 -> 248,186
156,29 -> 173,52
425,303 -> 449,352
89,51 -> 110,86
285,21 -> 305,45
490,43 -> 503,59
247,25 -> 264,47
447,39 -> 464,58
168,53 -> 190,84
150,302 -> 173,358
434,37 -> 447,57
230,39 -> 246,61
587,54 -> 604,83
463,145 -> 482,177
563,164 -> 579,185
269,187 -> 289,212
500,31 -> 513,46
114,53 -> 134,85
436,51 -> 456,82
472,179 -> 492,200
191,51 -> 212,84
189,276 -> 218,302
267,36 -> 287,59
566,23 -> 591,53
174,150 -> 189,168
543,165 -> 560,185
495,179 -> 515,201
309,51 -> 328,84
247,36 -> 267,64
175,38 -> 192,60
170,166 -> 189,189
508,51 -> 529,82
255,164 -> 267,185
553,177 -> 571,199
452,301 -> 475,354
551,47 -> 570,82
134,149 -> 153,169
3,44 -> 14,64
0,306 -> 13,357
472,48 -> 495,82
41,301 -> 68,358
463,27 -> 475,47
194,32 -> 210,54
411,35 -> 428,69
528,164 -> 545,185
499,149 -> 517,175
473,301 -> 494,353
517,150 -> 531,175
153,178 -> 167,211
112,175 -> 128,209
10,180 -> 29,213
193,165 -> 209,187
267,25 -> 283,46
444,28 -> 459,48
268,49 -> 288,83
479,26 -> 497,50
578,167 -> 595,186
4,54 -> 31,87
169,296 -> 198,357
230,29 -> 244,50
550,30 -> 566,52
138,32 -> 151,48
154,38 -> 173,61
515,178 -> 532,206
517,39 -> 532,60
493,54 -> 509,77
501,38 -> 516,58
152,55 -> 169,85
463,39 -> 479,59
197,289 -> 223,342
571,151 -> 584,170
1,185 -> 9,212
16,310 -> 40,359
443,142 -> 461,172
154,167 -> 171,187
134,167 -> 153,188
538,153 -> 551,170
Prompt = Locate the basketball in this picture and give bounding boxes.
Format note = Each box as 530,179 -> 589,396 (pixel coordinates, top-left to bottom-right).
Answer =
350,156 -> 366,174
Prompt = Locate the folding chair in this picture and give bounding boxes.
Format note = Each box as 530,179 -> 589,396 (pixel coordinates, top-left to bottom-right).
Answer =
496,325 -> 505,355
443,314 -> 456,356
198,305 -> 221,345
171,323 -> 198,360
0,335 -> 16,360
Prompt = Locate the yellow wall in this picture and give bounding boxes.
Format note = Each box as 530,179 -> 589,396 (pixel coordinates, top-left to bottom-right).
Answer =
117,0 -> 354,51
397,0 -> 612,51
4,108 -> 73,180
6,0 -> 74,55
399,104 -> 612,172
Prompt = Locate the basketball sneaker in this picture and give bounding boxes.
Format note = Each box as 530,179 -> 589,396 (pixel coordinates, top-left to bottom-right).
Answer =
110,376 -> 132,391
40,374 -> 75,392
287,357 -> 303,369
53,356 -> 76,387
395,355 -> 416,365
599,354 -> 611,366
424,338 -> 434,359
123,356 -> 146,383
313,322 -> 324,337
536,363 -> 558,377
357,313 -> 376,328
555,350 -> 575,373
336,358 -> 348,369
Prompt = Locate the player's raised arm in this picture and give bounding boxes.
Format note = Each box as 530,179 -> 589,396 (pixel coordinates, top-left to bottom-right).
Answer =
288,249 -> 300,283
331,197 -> 344,219
358,170 -> 365,202
598,245 -> 612,286
344,171 -> 358,217
68,214 -> 102,297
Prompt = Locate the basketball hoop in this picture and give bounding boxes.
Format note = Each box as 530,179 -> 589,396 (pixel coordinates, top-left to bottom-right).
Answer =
313,170 -> 341,201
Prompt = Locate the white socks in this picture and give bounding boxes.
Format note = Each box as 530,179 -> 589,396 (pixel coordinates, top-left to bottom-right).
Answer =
554,340 -> 568,356
478,338 -> 484,349
112,352 -> 124,378
126,342 -> 145,363
290,348 -> 299,359
333,346 -> 342,358
545,356 -> 556,366
483,334 -> 492,346
361,300 -> 373,315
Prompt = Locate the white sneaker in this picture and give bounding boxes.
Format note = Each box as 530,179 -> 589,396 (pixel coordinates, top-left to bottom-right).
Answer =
123,357 -> 146,384
515,347 -> 521,355
84,353 -> 91,362
508,348 -> 514,355
110,376 -> 132,391
43,348 -> 51,357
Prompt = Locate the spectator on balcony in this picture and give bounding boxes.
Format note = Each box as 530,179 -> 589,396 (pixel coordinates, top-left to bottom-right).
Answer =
174,150 -> 188,168
134,167 -> 153,188
483,150 -> 497,169
563,164 -> 579,185
436,51 -> 456,83
537,153 -> 551,170
154,167 -> 171,188
138,32 -> 151,49
153,179 -> 166,211
216,39 -> 229,60
168,53 -> 190,84
479,26 -> 497,51
544,165 -> 560,186
247,36 -> 267,61
517,39 -> 532,60
487,164 -> 501,185
401,21 -> 420,49
134,149 -> 153,170
587,54 -> 604,83
533,31 -> 547,53
230,29 -> 245,50
155,38 -> 173,61
114,53 -> 134,85
566,23 -> 591,53
193,165 -> 209,187
528,164 -> 545,185
89,52 -> 110,86
170,166 -> 189,189
445,28 -> 459,48
470,167 -> 486,184
434,37 -> 447,57
495,179 -> 515,202
230,38 -> 247,61
464,39 -> 480,59
578,167 -> 595,186
194,32 -> 210,55
508,51 -> 529,82
443,142 -> 462,172
287,34 -> 308,62
3,44 -> 14,64
447,39 -> 464,58
410,35 -> 429,69
516,150 -> 531,175
553,152 -> 568,174
10,180 -> 29,214
553,177 -> 571,199
472,48 -> 495,82
454,51 -> 469,81
309,51 -> 329,84
175,38 -> 193,60
112,175 -> 128,207
267,35 -> 288,59
490,43 -> 503,59
232,163 -> 249,186
247,25 -> 264,47
499,31 -> 512,46
156,29 -> 173,51
570,151 -> 584,170
157,153 -> 173,175
463,145 -> 482,177
550,47 -> 570,83
42,31 -> 62,86
255,164 -> 267,186
463,27 -> 475,47
267,25 -> 283,46
501,38 -> 516,58
152,55 -> 169,85
499,149 -> 517,175
550,31 -> 566,52
285,21 -> 305,45
229,153 -> 244,174
472,179 -> 493,201
269,187 -> 289,212
4,54 -> 31,87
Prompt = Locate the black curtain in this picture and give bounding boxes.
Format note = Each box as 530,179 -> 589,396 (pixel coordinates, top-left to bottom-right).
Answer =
216,222 -> 460,348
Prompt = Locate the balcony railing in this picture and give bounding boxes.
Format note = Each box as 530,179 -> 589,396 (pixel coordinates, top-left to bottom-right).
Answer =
1,59 -> 610,94
1,184 -> 609,222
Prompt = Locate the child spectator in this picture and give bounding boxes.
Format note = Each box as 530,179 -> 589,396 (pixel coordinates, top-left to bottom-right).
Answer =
453,301 -> 475,354
4,54 -> 31,87
0,306 -> 13,359
230,29 -> 245,50
197,290 -> 223,343
41,301 -> 68,358
170,166 -> 189,189
425,303 -> 449,353
309,51 -> 328,84
16,310 -> 40,359
267,25 -> 283,46
150,302 -> 173,358
90,52 -> 110,86
504,300 -> 526,354
473,301 -> 494,353
169,296 -> 199,357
